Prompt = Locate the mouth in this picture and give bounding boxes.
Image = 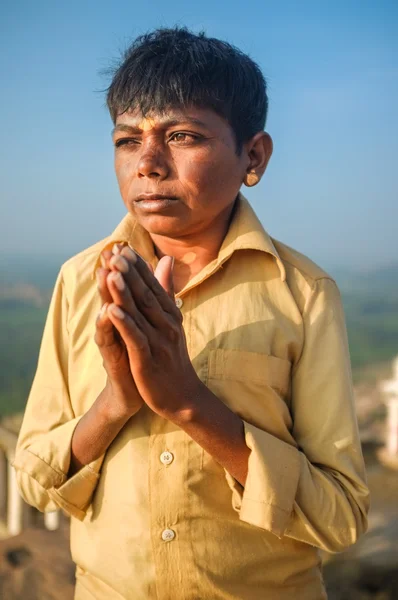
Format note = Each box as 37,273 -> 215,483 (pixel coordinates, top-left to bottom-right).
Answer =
134,194 -> 179,212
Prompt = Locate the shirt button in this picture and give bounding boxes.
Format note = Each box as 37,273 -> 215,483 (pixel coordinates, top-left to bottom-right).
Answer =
160,451 -> 174,465
175,297 -> 183,309
161,528 -> 176,542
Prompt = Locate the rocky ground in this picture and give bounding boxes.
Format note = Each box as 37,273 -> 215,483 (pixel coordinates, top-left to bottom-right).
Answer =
323,442 -> 398,599
0,516 -> 74,600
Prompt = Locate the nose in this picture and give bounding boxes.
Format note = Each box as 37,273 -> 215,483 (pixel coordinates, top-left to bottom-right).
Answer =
137,142 -> 169,180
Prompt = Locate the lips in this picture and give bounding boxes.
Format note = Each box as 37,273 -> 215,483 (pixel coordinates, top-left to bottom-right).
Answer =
133,194 -> 179,213
135,193 -> 177,202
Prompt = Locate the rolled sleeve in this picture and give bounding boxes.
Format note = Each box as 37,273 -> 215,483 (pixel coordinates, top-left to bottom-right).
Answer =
13,416 -> 104,521
14,268 -> 104,520
226,277 -> 369,552
225,422 -> 300,537
47,459 -> 103,521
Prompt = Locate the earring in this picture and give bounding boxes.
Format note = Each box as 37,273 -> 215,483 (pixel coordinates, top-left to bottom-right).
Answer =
244,172 -> 259,187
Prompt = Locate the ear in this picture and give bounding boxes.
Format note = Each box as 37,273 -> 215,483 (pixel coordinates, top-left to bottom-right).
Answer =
243,132 -> 273,187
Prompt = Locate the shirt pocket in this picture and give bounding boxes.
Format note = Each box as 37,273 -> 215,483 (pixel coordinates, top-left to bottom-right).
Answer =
203,349 -> 293,470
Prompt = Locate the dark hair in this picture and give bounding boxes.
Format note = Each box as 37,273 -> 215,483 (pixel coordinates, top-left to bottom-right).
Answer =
106,27 -> 268,152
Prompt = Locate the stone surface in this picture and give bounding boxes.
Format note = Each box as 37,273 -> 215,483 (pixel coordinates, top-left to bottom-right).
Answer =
323,444 -> 398,600
0,515 -> 75,600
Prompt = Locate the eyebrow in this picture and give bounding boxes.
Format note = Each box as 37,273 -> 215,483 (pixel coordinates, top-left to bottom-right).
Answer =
111,117 -> 208,136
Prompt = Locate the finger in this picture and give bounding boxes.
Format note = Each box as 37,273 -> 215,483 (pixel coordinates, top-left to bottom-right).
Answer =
112,243 -> 154,275
106,270 -> 155,339
100,245 -> 130,311
107,303 -> 151,364
96,267 -> 113,305
119,247 -> 180,319
101,249 -> 114,268
154,256 -> 174,299
97,257 -> 123,345
95,303 -> 118,349
109,253 -> 175,329
95,303 -> 132,380
111,243 -> 126,257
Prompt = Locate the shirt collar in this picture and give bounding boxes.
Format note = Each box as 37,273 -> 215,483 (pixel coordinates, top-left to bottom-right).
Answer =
216,194 -> 286,281
92,193 -> 285,282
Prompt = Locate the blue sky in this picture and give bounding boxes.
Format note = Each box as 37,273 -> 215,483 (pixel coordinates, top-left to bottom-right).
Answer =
1,0 -> 397,270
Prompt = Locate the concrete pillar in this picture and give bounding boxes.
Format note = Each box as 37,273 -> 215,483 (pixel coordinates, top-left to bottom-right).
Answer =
44,510 -> 60,531
386,398 -> 398,456
7,454 -> 23,536
0,448 -> 7,521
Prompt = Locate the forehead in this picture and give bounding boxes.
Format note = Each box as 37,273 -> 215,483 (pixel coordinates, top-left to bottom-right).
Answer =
114,106 -> 228,131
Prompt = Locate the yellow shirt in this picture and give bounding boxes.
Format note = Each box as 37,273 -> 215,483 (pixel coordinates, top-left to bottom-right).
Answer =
13,195 -> 369,600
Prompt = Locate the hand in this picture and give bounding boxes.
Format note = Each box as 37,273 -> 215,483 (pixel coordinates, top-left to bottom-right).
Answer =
95,244 -> 144,419
105,247 -> 203,420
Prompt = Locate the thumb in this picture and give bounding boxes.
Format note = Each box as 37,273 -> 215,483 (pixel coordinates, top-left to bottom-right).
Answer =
154,256 -> 174,298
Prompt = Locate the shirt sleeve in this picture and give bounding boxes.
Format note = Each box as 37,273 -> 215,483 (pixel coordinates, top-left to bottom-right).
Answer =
12,268 -> 104,521
224,277 -> 370,553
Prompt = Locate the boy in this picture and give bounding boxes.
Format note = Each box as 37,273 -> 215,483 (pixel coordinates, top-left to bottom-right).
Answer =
14,28 -> 369,600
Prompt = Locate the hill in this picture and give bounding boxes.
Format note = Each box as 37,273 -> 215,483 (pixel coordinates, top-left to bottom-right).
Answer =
332,264 -> 398,380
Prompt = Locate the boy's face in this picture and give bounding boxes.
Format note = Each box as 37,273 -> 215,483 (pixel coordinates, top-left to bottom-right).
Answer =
112,106 -> 250,239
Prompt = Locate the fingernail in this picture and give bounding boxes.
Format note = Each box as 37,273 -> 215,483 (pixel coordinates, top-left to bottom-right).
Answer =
109,271 -> 125,291
110,254 -> 129,273
96,269 -> 101,284
109,304 -> 125,319
97,303 -> 108,321
121,246 -> 137,263
112,243 -> 122,255
100,255 -> 107,268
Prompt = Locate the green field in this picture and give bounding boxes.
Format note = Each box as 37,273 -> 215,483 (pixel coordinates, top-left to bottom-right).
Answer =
0,305 -> 48,415
334,264 -> 398,381
0,259 -> 397,417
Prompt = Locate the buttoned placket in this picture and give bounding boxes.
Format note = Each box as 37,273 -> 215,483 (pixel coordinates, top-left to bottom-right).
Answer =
149,289 -> 205,598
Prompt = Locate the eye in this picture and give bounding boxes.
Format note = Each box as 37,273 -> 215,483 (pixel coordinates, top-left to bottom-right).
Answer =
114,138 -> 140,148
169,132 -> 198,144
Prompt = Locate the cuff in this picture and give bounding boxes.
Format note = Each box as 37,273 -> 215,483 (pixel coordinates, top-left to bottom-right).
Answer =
12,416 -> 105,520
225,421 -> 301,537
47,458 -> 104,521
12,416 -> 83,488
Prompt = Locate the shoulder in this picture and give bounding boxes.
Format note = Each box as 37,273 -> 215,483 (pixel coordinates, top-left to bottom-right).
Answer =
271,238 -> 340,313
58,236 -> 111,297
273,237 -> 334,285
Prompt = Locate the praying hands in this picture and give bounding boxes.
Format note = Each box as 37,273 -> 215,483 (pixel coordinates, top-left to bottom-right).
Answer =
95,244 -> 203,422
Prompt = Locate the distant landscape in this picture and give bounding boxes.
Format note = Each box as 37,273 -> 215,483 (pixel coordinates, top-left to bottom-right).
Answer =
0,254 -> 397,417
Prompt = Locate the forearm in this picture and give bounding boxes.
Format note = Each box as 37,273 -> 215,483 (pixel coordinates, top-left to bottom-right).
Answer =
169,381 -> 250,486
68,385 -> 137,476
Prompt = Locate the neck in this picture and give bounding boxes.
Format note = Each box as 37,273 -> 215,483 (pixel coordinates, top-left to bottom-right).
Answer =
150,204 -> 235,293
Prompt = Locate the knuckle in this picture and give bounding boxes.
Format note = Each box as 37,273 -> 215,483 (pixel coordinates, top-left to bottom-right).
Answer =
134,311 -> 148,331
142,288 -> 155,308
158,344 -> 173,362
96,319 -> 111,336
166,323 -> 180,343
127,338 -> 149,355
152,279 -> 164,297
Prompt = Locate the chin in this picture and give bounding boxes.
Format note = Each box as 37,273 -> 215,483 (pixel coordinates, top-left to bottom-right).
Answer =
132,212 -> 189,237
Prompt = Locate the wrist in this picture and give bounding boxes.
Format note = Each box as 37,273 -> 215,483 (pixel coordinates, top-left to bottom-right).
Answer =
163,378 -> 208,426
98,381 -> 140,423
